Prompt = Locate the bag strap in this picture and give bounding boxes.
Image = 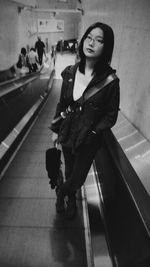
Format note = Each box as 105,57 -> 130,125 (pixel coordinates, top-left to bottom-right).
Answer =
83,73 -> 118,102
51,73 -> 118,125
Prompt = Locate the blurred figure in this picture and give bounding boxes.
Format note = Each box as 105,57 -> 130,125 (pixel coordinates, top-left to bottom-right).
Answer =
35,36 -> 46,65
16,47 -> 31,73
28,48 -> 39,72
60,38 -> 64,54
56,37 -> 64,54
51,45 -> 56,67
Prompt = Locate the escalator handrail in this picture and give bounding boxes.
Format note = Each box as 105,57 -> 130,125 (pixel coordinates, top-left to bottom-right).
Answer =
100,128 -> 150,237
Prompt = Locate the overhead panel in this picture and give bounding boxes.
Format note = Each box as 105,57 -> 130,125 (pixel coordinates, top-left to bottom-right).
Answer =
8,0 -> 37,7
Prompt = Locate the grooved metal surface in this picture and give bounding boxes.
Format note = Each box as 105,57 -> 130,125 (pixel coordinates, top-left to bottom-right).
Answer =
0,78 -> 90,267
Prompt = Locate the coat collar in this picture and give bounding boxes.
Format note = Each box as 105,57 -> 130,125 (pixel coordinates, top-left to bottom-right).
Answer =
86,66 -> 115,89
67,63 -> 115,88
67,62 -> 115,82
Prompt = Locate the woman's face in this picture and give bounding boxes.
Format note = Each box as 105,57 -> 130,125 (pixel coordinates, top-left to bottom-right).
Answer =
83,27 -> 104,59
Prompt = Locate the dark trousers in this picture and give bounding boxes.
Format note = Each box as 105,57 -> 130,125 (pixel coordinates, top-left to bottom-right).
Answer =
61,138 -> 100,198
38,52 -> 43,65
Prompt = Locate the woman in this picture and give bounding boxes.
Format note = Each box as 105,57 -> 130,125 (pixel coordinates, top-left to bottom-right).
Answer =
28,48 -> 39,72
51,22 -> 120,219
16,47 -> 31,73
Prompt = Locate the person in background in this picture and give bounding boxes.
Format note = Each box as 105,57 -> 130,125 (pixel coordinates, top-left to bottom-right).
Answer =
51,22 -> 120,219
28,48 -> 39,72
16,47 -> 31,73
35,36 -> 46,65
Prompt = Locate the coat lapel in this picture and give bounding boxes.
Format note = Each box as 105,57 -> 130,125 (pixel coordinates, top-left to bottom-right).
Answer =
66,63 -> 114,103
66,63 -> 79,102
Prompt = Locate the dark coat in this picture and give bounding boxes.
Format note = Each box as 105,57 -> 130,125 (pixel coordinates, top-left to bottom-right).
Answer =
51,63 -> 120,151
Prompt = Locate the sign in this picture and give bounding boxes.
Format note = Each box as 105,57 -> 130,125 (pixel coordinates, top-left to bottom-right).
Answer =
38,19 -> 64,33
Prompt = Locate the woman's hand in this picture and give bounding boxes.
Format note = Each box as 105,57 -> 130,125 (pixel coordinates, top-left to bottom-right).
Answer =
52,132 -> 58,146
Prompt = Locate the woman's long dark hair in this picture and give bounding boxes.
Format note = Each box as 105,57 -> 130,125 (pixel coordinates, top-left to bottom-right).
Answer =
78,22 -> 114,74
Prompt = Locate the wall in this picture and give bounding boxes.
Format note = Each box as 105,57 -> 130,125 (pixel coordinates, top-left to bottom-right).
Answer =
81,0 -> 150,142
0,0 -> 80,70
35,11 -> 81,50
8,0 -> 37,7
0,0 -> 19,69
36,0 -> 76,9
0,0 -> 37,69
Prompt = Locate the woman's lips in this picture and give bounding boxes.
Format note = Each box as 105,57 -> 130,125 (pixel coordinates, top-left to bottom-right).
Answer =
86,48 -> 94,53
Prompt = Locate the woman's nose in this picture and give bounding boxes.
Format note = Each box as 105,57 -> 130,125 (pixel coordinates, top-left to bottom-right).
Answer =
89,39 -> 94,46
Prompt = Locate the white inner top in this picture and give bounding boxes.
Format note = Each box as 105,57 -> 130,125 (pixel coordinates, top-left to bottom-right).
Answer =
73,68 -> 93,101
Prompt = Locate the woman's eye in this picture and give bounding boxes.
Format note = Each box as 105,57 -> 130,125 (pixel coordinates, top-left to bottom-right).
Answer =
87,35 -> 92,41
96,39 -> 104,44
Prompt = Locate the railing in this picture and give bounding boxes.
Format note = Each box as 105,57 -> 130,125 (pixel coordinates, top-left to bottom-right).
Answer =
0,72 -> 39,97
0,58 -> 55,175
93,112 -> 150,267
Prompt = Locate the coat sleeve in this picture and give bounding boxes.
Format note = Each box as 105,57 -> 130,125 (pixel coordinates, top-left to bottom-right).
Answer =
50,66 -> 70,133
94,79 -> 120,133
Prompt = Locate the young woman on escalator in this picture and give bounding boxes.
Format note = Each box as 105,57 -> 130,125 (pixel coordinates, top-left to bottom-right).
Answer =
51,22 -> 120,219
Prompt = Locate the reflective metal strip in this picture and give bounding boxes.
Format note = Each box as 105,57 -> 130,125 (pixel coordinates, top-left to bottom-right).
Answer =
81,187 -> 95,267
14,128 -> 19,134
1,142 -> 9,148
118,130 -> 138,142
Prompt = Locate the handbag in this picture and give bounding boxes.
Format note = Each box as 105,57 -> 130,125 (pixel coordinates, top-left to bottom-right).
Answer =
45,146 -> 63,189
